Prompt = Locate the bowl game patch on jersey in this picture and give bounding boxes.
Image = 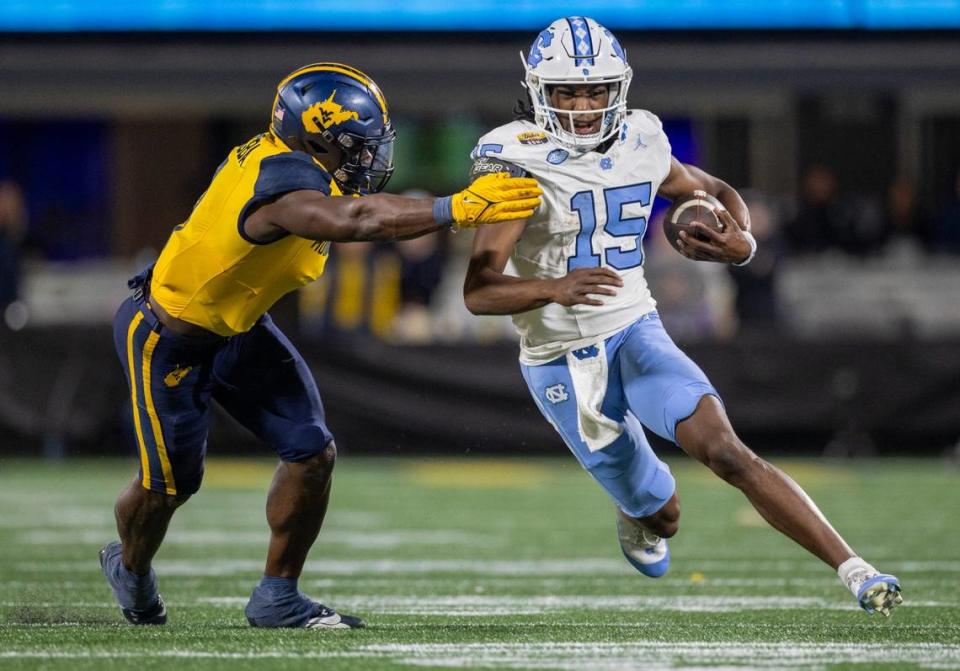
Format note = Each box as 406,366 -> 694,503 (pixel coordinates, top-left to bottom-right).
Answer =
517,130 -> 549,145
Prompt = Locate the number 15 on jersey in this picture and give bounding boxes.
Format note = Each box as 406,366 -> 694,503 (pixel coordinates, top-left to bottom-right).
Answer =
567,182 -> 652,272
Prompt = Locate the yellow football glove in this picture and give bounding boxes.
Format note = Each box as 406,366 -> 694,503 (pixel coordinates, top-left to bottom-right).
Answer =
441,173 -> 542,228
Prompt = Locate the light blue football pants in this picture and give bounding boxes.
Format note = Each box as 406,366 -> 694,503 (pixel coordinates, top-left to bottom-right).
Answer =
520,311 -> 720,518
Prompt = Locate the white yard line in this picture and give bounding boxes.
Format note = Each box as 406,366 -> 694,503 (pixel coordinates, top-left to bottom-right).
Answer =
1,641 -> 959,670
364,641 -> 960,670
15,529 -> 497,549
7,594 -> 958,613
0,509 -> 381,530
195,594 -> 957,614
15,558 -> 629,576
15,557 -> 960,576
0,576 -> 946,591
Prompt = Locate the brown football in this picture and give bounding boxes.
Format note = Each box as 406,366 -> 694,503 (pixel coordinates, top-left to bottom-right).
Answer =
662,190 -> 726,254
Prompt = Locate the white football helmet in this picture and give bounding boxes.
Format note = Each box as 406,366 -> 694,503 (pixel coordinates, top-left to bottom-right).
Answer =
521,17 -> 632,151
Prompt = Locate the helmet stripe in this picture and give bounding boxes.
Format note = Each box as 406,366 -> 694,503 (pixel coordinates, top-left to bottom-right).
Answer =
276,62 -> 389,116
565,16 -> 595,67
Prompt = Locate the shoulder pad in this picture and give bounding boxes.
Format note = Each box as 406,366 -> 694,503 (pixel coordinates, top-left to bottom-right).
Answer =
469,156 -> 527,182
471,121 -> 545,161
629,110 -> 665,134
256,152 -> 332,197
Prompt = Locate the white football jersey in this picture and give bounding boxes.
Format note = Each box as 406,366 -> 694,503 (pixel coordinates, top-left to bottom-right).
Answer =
472,110 -> 672,364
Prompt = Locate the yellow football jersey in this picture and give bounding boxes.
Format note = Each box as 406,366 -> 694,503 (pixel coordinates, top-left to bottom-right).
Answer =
150,132 -> 341,336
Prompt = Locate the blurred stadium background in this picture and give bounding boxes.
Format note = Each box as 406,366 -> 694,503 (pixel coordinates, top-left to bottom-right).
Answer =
2,1 -> 959,461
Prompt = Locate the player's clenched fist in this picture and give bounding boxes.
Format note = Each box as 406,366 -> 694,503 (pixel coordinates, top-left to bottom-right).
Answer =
435,173 -> 542,228
548,267 -> 624,307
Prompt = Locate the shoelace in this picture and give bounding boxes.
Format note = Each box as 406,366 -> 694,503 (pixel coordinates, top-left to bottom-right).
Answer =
622,524 -> 661,549
640,530 -> 661,547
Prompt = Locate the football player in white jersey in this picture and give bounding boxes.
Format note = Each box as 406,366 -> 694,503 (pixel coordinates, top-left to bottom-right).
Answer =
464,16 -> 902,616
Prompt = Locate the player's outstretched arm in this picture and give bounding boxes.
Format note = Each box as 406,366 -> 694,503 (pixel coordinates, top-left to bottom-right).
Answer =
245,173 -> 541,243
659,158 -> 755,264
464,219 -> 623,316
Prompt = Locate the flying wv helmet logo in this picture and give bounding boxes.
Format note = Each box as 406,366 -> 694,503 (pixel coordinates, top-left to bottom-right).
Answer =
302,90 -> 360,132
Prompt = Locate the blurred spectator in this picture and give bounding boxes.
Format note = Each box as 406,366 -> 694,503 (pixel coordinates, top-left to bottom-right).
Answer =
785,165 -> 844,254
934,169 -> 960,254
298,241 -> 401,340
0,180 -> 27,313
879,177 -> 934,258
728,193 -> 784,331
784,164 -> 887,255
431,227 -> 517,343
299,190 -> 451,344
390,190 -> 447,344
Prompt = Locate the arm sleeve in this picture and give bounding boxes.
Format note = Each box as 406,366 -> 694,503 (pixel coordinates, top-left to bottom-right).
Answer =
238,152 -> 332,244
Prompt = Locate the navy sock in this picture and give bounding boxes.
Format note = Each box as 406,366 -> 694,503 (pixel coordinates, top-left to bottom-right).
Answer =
259,574 -> 298,595
115,563 -> 158,610
247,575 -> 317,626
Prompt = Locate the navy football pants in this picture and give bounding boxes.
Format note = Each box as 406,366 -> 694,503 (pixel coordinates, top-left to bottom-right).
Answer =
113,296 -> 334,496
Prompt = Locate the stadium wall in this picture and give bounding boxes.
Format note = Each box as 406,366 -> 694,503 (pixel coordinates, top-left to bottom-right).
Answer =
1,327 -> 957,458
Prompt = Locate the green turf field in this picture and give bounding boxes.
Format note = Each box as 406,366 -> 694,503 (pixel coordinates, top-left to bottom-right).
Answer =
0,456 -> 958,670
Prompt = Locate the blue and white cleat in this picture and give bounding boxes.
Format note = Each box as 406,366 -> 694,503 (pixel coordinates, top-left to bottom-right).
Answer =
616,509 -> 670,578
245,584 -> 364,629
856,573 -> 903,617
99,541 -> 167,625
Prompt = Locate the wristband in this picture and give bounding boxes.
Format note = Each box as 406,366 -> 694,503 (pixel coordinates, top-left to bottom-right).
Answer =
732,230 -> 757,266
432,196 -> 454,228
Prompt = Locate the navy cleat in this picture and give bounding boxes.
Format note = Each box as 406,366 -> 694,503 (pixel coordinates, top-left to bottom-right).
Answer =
245,583 -> 364,629
99,541 -> 167,625
856,573 -> 903,617
119,595 -> 167,625
616,509 -> 670,578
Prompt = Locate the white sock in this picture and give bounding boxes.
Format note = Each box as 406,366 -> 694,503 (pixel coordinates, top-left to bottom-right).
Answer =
837,556 -> 878,597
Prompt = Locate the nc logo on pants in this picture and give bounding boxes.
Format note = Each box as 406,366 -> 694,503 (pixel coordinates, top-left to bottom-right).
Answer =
545,383 -> 569,404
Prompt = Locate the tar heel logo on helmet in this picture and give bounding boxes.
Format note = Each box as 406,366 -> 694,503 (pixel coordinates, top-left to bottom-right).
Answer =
545,383 -> 569,404
526,29 -> 553,69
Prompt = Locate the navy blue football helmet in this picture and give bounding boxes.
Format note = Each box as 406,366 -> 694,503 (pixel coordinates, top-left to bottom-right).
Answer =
271,63 -> 395,194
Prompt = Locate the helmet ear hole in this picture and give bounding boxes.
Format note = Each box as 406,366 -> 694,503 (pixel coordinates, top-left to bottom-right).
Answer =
307,140 -> 345,174
305,140 -> 329,155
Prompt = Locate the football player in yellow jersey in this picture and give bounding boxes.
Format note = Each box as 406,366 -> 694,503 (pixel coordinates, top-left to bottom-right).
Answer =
99,62 -> 542,629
